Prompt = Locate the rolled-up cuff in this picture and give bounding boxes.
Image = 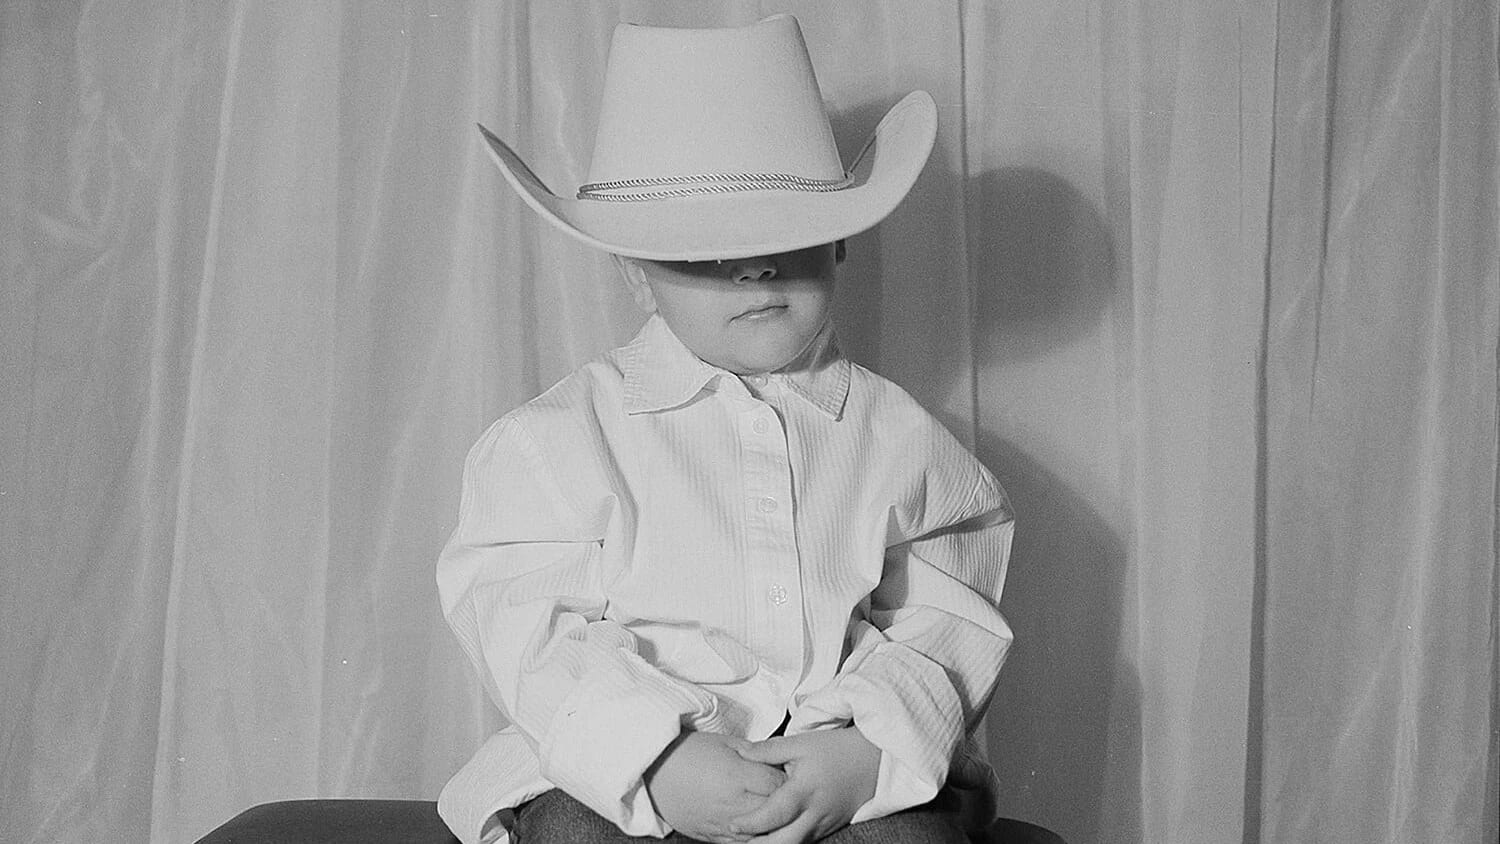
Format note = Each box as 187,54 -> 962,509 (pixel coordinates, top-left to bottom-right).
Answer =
792,644 -> 962,820
540,650 -> 722,835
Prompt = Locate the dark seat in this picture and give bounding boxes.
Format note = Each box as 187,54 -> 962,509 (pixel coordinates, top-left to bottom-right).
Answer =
194,800 -> 459,843
195,799 -> 1065,843
983,816 -> 1068,844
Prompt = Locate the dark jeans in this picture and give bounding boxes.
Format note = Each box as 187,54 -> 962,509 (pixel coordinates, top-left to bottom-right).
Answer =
511,787 -> 970,844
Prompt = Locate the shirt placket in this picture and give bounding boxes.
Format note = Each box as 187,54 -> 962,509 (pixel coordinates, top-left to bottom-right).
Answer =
737,375 -> 805,703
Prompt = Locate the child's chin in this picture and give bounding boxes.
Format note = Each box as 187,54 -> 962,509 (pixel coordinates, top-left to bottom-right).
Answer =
744,355 -> 801,375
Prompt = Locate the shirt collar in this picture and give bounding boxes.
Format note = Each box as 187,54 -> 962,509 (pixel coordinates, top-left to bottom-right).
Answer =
621,314 -> 850,419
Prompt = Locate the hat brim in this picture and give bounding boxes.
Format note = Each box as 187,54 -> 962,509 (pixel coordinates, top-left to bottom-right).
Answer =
478,91 -> 937,262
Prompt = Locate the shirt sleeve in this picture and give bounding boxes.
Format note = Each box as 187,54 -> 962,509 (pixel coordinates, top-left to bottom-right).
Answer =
788,430 -> 1015,823
436,416 -> 729,839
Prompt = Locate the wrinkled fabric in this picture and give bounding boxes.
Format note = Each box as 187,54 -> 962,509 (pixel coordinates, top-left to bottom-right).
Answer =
1,2 -> 1495,844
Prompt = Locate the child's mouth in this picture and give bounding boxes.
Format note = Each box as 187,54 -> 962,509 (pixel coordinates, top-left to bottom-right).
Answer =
733,304 -> 788,322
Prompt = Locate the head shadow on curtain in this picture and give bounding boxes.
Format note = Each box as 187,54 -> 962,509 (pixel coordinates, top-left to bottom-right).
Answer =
824,86 -> 1141,840
966,165 -> 1138,842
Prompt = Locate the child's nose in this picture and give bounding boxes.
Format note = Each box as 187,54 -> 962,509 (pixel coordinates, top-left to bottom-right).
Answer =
729,258 -> 777,284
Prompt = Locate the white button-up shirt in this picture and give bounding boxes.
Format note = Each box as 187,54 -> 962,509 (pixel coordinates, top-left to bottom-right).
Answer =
437,315 -> 1014,844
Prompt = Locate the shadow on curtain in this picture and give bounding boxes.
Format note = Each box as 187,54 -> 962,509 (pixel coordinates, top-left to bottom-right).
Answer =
967,166 -> 1140,844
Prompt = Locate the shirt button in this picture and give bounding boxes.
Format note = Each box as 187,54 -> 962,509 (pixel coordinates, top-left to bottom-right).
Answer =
768,585 -> 788,605
752,418 -> 770,434
757,496 -> 778,513
747,374 -> 768,387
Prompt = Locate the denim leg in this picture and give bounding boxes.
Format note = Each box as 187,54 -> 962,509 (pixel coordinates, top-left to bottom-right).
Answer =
512,787 -> 970,844
511,789 -> 709,844
817,803 -> 970,844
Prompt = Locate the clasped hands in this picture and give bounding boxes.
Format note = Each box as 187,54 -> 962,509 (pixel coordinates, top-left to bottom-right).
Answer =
644,726 -> 880,844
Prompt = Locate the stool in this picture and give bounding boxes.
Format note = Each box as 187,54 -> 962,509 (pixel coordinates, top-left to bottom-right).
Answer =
195,800 -> 1065,843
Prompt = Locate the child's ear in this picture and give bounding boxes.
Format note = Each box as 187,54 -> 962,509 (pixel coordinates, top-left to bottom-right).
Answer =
613,254 -> 658,313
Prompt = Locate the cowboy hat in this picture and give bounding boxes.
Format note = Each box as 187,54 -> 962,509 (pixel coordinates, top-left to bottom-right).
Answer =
477,14 -> 937,262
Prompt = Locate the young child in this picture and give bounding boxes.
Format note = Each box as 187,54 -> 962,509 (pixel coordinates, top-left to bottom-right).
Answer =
438,15 -> 1014,844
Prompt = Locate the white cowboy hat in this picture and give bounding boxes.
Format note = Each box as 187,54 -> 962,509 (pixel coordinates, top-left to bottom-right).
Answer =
477,14 -> 937,262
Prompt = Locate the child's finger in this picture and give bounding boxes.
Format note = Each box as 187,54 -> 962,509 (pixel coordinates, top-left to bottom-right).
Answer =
722,736 -> 756,754
737,736 -> 798,765
739,761 -> 787,796
729,786 -> 803,835
745,812 -> 818,844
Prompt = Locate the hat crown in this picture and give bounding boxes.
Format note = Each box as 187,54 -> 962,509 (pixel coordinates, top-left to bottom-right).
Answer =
586,15 -> 844,187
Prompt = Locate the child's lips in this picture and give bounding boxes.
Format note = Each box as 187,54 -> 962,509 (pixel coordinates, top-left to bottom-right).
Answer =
732,303 -> 789,321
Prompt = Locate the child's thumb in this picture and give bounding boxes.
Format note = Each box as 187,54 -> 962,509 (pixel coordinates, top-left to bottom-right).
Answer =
737,736 -> 795,764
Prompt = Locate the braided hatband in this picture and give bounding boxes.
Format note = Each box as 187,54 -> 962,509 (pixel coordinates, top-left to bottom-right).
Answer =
577,171 -> 853,202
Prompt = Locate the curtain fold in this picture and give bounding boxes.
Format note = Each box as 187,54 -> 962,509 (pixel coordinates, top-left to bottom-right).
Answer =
1,2 -> 1495,843
1258,1 -> 1500,840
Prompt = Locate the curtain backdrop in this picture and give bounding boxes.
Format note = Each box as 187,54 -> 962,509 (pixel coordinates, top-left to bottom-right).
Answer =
2,2 -> 1495,843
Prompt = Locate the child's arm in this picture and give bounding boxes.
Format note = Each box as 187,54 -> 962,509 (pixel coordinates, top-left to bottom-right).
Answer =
438,417 -> 754,838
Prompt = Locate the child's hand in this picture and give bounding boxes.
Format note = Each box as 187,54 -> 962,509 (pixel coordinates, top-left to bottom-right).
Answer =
644,731 -> 788,844
728,726 -> 881,844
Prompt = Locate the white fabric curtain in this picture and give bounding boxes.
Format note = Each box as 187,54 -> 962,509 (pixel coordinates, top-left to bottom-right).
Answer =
2,2 -> 1495,843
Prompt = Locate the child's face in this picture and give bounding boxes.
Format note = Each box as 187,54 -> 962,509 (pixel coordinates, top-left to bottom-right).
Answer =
621,244 -> 839,375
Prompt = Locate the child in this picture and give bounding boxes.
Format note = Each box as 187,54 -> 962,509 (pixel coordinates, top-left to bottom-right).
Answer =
438,15 -> 1014,844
